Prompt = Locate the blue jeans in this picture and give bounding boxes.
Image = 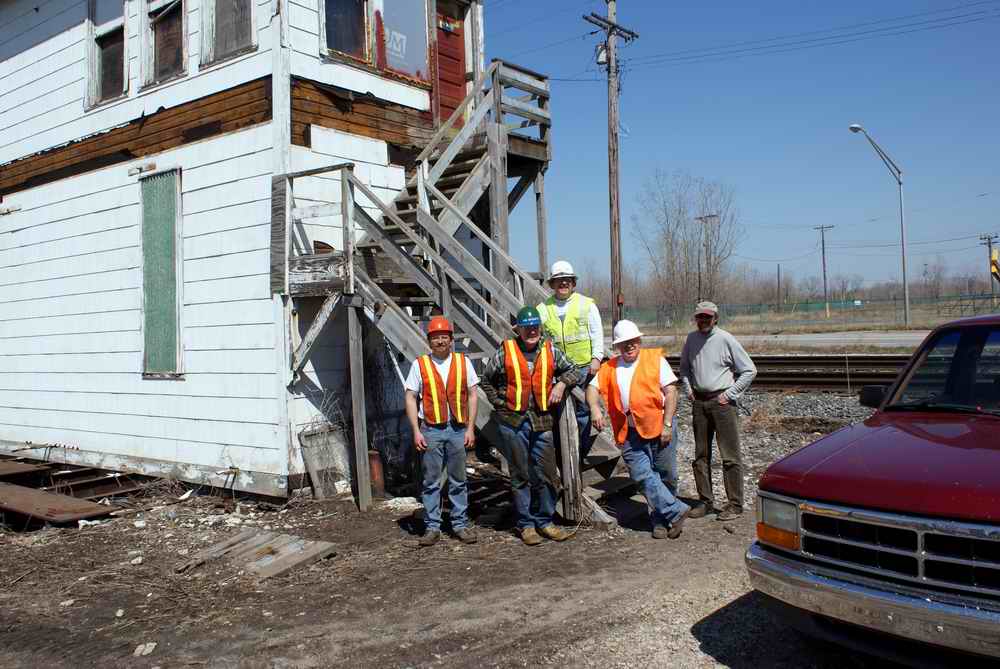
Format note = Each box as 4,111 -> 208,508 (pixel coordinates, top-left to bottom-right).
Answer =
498,419 -> 557,530
655,422 -> 680,496
621,427 -> 689,527
420,424 -> 469,532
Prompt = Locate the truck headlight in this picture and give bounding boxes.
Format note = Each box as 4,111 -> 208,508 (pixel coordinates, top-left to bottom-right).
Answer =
757,495 -> 800,551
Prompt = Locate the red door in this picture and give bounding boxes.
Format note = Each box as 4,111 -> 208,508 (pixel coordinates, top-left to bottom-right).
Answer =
436,14 -> 466,126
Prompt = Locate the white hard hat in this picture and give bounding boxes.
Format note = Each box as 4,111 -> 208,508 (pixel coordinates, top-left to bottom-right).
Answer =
548,260 -> 576,281
612,320 -> 644,345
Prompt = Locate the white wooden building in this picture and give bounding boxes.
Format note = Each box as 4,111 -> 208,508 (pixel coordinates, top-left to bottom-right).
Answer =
1,0 -> 571,505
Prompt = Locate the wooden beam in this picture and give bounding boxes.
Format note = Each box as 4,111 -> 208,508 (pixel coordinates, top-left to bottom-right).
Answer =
497,64 -> 551,98
270,176 -> 288,294
435,152 -> 492,235
288,292 -> 342,384
426,88 -> 494,184
486,122 -> 510,299
507,173 -> 533,212
354,268 -> 428,361
351,205 -> 441,302
347,306 -> 372,512
341,167 -> 355,294
535,170 -> 549,275
501,95 -> 551,126
558,395 -> 583,522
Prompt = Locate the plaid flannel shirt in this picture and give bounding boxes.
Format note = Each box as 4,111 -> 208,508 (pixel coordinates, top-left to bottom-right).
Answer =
480,338 -> 583,432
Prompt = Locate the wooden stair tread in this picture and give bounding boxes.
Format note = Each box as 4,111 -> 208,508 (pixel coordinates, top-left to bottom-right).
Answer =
0,481 -> 116,523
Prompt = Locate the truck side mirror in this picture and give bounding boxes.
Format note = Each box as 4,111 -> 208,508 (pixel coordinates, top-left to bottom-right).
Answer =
859,385 -> 887,409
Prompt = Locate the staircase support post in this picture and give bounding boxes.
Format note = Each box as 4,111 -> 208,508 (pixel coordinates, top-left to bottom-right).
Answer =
558,395 -> 583,522
347,303 -> 372,512
341,166 -> 356,294
486,122 -> 510,321
534,170 -> 548,278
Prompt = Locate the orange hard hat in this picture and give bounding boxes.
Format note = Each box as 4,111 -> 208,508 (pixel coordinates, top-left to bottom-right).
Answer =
427,316 -> 453,336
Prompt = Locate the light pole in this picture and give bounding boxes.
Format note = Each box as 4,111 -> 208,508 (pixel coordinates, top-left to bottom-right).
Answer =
694,214 -> 719,301
849,123 -> 910,327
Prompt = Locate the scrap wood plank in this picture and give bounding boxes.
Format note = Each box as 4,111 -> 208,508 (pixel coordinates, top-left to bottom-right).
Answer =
0,461 -> 53,479
0,482 -> 115,523
176,530 -> 335,580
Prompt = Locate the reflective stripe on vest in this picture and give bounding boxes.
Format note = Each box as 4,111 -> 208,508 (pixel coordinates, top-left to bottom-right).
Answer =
539,293 -> 594,366
418,353 -> 470,425
597,348 -> 665,443
504,339 -> 555,413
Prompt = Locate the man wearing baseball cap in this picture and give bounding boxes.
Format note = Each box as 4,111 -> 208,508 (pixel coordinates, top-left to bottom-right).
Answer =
586,320 -> 689,539
480,306 -> 583,545
679,301 -> 757,521
403,316 -> 480,546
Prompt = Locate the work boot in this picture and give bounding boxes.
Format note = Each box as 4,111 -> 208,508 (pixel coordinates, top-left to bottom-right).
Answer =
419,530 -> 442,547
455,527 -> 478,544
717,504 -> 744,522
651,524 -> 670,540
687,502 -> 715,519
538,525 -> 574,542
520,527 -> 543,546
667,510 -> 689,539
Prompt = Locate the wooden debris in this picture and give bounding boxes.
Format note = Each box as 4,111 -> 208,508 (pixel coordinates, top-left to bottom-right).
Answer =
175,530 -> 336,580
0,482 -> 115,523
0,461 -> 52,479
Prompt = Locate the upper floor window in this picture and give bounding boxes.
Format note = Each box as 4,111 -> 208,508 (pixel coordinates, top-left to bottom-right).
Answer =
89,0 -> 127,105
382,2 -> 428,81
144,0 -> 186,85
202,0 -> 255,65
324,0 -> 367,60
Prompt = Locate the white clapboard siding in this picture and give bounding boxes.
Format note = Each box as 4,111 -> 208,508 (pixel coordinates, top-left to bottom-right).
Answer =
184,348 -> 276,374
5,204 -> 142,249
0,226 -> 138,267
0,330 -> 140,355
0,351 -> 142,373
183,323 -> 274,350
0,371 -> 276,399
0,56 -> 84,115
184,298 -> 274,327
3,268 -> 140,303
183,200 -> 271,238
0,309 -> 139,338
0,390 -> 278,425
184,274 -> 270,305
4,184 -> 141,233
183,223 -> 270,259
183,174 -> 272,214
184,248 -> 270,282
0,247 -> 140,287
0,289 -> 140,321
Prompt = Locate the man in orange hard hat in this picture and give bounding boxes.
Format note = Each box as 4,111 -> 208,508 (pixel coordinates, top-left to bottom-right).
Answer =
586,320 -> 690,539
403,316 -> 479,547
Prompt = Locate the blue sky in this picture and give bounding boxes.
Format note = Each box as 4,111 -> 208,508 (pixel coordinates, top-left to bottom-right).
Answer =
482,0 -> 1000,286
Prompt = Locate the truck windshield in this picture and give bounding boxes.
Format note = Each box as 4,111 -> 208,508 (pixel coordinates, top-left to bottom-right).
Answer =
887,325 -> 1000,415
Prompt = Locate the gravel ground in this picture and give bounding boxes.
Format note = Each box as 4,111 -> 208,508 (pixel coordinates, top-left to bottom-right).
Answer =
0,392 -> 897,668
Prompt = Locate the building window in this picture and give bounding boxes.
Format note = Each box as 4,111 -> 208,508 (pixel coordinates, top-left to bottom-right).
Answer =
140,170 -> 183,377
145,0 -> 186,84
202,0 -> 255,65
89,0 -> 127,105
323,0 -> 367,60
382,1 -> 428,81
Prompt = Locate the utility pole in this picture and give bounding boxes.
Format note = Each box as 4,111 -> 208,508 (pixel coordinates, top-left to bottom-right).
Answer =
815,225 -> 834,319
694,213 -> 719,301
777,263 -> 782,313
982,233 -> 999,309
585,4 -> 638,327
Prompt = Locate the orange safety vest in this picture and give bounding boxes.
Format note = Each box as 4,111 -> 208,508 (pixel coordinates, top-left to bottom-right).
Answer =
597,348 -> 665,444
417,353 -> 470,425
503,339 -> 555,414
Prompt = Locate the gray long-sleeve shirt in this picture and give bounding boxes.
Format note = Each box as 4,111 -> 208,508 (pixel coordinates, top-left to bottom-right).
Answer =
679,327 -> 757,400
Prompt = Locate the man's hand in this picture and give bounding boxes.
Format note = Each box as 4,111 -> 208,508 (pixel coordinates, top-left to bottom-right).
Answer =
660,428 -> 672,446
717,394 -> 730,406
414,432 -> 428,452
464,428 -> 476,450
591,409 -> 606,432
548,381 -> 567,406
589,358 -> 601,376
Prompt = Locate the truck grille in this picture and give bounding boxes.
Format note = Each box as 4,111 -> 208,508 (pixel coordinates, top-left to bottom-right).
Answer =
768,494 -> 1000,599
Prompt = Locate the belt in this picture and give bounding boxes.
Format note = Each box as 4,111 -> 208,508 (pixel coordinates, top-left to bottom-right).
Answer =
693,389 -> 726,401
420,419 -> 466,430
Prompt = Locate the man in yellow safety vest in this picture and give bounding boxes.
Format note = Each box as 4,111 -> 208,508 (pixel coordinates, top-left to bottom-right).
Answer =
537,260 -> 604,461
403,316 -> 479,547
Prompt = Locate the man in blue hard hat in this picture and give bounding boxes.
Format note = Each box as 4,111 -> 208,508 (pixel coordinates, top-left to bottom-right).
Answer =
480,306 -> 583,546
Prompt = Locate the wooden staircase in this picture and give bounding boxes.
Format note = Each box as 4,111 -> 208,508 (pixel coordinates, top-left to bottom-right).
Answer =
275,60 -> 629,518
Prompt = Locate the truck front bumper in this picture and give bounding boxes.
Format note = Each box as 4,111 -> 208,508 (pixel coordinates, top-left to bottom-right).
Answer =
746,541 -> 1000,659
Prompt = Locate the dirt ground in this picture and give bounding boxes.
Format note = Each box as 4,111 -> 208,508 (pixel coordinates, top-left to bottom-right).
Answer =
0,394 -> 887,669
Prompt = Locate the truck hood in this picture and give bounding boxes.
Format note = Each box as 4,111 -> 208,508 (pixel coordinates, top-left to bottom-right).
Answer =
760,411 -> 1000,523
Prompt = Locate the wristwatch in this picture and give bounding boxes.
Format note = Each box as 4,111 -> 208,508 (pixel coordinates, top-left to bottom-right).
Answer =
664,421 -> 672,428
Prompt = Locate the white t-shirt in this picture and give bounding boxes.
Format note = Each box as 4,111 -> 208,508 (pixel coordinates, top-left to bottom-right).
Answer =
589,356 -> 677,413
404,354 -> 480,420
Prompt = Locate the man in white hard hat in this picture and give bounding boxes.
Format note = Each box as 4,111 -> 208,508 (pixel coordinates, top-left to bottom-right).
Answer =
586,320 -> 689,539
537,260 -> 604,461
679,301 -> 756,522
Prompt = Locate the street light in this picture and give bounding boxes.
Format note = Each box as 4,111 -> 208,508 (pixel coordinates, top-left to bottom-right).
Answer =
848,123 -> 910,327
694,214 -> 720,300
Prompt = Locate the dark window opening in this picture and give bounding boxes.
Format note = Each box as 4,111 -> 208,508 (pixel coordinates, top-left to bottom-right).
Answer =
151,0 -> 184,82
214,0 -> 253,61
96,27 -> 125,102
325,0 -> 366,59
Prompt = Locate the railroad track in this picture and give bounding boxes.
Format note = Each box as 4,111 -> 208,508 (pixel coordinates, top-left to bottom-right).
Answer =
664,354 -> 911,392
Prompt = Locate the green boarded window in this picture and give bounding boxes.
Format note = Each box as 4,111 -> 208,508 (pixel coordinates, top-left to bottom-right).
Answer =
141,170 -> 181,376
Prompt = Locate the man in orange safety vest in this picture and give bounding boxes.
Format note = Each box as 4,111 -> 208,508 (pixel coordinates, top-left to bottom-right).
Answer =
586,320 -> 690,539
404,316 -> 479,547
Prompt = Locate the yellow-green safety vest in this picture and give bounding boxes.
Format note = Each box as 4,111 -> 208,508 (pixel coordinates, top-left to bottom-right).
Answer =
537,293 -> 595,366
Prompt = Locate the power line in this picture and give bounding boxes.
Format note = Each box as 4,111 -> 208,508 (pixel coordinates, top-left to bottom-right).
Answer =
625,1 -> 1000,65
490,1 -> 598,37
733,246 -> 819,263
506,30 -> 600,59
622,10 -> 1000,70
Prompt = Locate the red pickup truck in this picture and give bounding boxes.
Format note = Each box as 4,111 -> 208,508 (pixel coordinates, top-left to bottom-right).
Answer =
746,314 -> 1000,665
